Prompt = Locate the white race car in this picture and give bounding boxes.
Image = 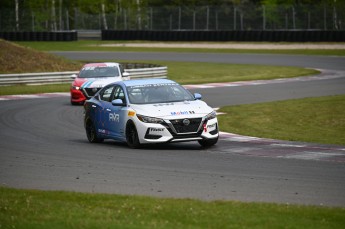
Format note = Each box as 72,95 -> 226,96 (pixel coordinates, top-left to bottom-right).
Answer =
84,78 -> 218,148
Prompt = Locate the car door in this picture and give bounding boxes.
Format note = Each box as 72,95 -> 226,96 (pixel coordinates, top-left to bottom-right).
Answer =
93,85 -> 116,137
104,85 -> 127,140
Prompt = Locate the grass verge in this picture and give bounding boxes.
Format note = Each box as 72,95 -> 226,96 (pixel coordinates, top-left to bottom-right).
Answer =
160,61 -> 318,85
217,95 -> 345,145
83,60 -> 318,85
16,40 -> 345,56
0,39 -> 81,74
1,186 -> 344,229
0,61 -> 318,96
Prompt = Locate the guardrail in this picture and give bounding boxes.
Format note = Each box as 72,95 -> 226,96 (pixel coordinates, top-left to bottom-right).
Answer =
125,67 -> 167,79
0,67 -> 167,86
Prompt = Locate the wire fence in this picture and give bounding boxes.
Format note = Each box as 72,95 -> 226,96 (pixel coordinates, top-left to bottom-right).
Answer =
1,4 -> 344,32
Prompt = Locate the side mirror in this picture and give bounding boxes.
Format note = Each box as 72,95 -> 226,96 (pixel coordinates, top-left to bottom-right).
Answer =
112,99 -> 126,106
122,72 -> 130,80
71,74 -> 77,79
194,93 -> 202,100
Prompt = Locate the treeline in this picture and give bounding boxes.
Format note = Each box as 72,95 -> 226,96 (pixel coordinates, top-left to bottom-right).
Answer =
1,0 -> 344,31
1,0 -> 342,14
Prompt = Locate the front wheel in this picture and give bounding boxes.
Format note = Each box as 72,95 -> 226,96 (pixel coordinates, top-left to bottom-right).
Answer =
198,137 -> 218,147
85,119 -> 103,143
126,122 -> 141,149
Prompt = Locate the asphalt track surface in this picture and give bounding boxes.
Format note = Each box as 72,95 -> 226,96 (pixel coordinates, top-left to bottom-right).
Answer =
1,52 -> 345,207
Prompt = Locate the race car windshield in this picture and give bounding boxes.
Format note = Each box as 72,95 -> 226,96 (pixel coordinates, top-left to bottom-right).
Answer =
127,83 -> 195,104
79,66 -> 120,78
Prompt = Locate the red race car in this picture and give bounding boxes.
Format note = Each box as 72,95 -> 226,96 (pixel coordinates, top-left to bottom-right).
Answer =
70,62 -> 129,105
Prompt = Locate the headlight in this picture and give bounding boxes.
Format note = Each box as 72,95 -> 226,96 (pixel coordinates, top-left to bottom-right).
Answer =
72,85 -> 80,90
137,114 -> 164,124
204,111 -> 217,121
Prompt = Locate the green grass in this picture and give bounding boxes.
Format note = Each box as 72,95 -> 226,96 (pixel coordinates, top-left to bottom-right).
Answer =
0,39 -> 81,74
160,61 -> 318,85
82,60 -> 319,85
1,186 -> 344,229
0,61 -> 318,95
218,95 -> 345,145
16,40 -> 345,56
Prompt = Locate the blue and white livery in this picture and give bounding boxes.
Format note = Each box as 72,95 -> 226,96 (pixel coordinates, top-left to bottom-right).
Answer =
84,79 -> 218,148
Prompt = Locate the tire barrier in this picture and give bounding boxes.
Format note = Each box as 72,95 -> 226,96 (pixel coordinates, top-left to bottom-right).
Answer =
0,31 -> 78,41
102,30 -> 345,42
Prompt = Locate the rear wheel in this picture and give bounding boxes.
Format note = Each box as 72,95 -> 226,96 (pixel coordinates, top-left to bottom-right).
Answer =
198,137 -> 218,147
85,119 -> 103,143
126,122 -> 141,149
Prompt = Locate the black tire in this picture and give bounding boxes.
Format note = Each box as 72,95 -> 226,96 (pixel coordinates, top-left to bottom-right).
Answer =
198,137 -> 218,147
85,119 -> 103,143
71,100 -> 82,105
126,122 -> 141,149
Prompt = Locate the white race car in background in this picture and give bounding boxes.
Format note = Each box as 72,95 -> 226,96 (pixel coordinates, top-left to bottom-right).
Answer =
84,78 -> 218,148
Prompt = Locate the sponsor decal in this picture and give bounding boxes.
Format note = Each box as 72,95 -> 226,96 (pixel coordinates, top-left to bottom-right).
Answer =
153,103 -> 174,107
98,129 -> 108,134
129,83 -> 177,89
109,113 -> 120,122
150,128 -> 164,132
202,123 -> 217,133
170,111 -> 195,116
207,123 -> 217,131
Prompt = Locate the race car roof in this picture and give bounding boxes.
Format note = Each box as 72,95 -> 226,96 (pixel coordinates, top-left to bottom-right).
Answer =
82,62 -> 120,68
121,78 -> 177,87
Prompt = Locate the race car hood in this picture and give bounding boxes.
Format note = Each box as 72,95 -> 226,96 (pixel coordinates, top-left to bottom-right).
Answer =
78,77 -> 122,88
72,77 -> 87,87
130,100 -> 213,119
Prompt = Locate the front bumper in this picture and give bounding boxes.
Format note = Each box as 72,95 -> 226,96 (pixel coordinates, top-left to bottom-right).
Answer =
71,87 -> 102,104
135,117 -> 219,144
70,89 -> 87,104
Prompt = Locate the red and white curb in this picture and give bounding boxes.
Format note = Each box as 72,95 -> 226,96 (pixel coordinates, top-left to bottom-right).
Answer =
219,131 -> 345,162
183,69 -> 345,89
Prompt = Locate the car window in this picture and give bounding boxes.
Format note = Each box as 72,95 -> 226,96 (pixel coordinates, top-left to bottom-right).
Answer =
100,85 -> 115,102
112,86 -> 126,103
127,83 -> 194,104
79,66 -> 120,78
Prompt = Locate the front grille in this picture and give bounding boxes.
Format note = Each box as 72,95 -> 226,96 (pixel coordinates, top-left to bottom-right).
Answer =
83,88 -> 101,98
171,132 -> 202,139
169,118 -> 202,133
